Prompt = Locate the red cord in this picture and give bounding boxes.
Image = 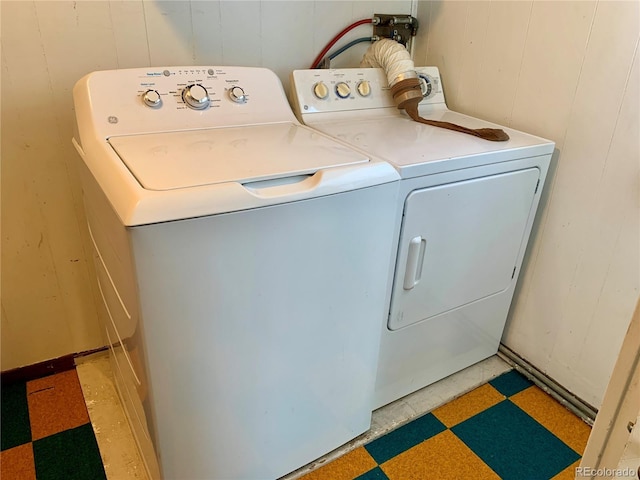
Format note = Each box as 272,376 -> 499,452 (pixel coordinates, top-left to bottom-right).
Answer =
310,18 -> 374,69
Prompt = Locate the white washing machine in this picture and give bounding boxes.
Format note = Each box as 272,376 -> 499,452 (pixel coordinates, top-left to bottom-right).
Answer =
290,67 -> 555,409
72,66 -> 400,479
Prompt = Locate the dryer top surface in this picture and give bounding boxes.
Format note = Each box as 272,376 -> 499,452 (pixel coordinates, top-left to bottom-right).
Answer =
304,108 -> 554,178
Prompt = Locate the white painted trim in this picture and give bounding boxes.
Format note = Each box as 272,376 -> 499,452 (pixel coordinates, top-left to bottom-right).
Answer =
579,296 -> 640,479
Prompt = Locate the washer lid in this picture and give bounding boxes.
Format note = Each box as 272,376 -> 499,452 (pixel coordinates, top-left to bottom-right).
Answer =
108,122 -> 369,191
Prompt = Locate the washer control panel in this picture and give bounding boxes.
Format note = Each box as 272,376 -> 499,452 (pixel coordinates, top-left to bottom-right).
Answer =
290,66 -> 445,115
75,66 -> 296,138
135,67 -> 250,111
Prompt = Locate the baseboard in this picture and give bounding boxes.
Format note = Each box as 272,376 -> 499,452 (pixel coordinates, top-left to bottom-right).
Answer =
1,346 -> 108,385
498,343 -> 598,425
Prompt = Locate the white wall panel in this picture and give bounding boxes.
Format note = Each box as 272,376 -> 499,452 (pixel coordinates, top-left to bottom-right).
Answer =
1,1 -> 105,369
514,2 -> 640,406
452,1 -> 490,118
420,0 -> 469,102
420,0 -> 640,407
416,0 -> 533,126
0,0 -> 412,371
36,1 -> 120,92
191,1 -> 224,65
466,1 -> 532,125
510,1 -> 596,144
558,44 -> 640,402
220,1 -> 262,67
143,1 -> 194,66
412,0 -> 431,67
261,1 -> 314,91
109,0 -> 151,68
508,1 -> 609,360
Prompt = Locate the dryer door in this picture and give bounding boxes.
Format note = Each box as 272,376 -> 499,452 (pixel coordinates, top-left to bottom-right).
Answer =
388,168 -> 540,330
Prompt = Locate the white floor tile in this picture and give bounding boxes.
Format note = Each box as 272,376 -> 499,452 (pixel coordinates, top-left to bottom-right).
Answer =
76,352 -> 149,480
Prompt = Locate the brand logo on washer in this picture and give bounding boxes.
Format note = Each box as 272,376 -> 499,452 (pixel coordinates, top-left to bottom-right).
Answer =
107,116 -> 118,124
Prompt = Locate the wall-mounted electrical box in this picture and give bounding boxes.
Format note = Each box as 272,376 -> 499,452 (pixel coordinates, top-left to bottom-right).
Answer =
373,14 -> 419,46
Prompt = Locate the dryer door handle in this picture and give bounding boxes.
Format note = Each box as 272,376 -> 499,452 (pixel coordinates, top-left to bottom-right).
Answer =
403,236 -> 426,290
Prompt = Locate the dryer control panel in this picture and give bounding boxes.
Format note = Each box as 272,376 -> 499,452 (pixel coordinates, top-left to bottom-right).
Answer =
74,66 -> 297,140
290,67 -> 445,115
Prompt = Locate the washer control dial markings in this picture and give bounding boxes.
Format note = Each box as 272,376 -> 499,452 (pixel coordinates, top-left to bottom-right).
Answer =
229,86 -> 247,104
142,89 -> 162,108
182,84 -> 210,110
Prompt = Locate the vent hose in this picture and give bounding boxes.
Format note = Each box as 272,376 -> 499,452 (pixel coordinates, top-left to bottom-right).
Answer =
360,38 -> 416,85
360,39 -> 509,142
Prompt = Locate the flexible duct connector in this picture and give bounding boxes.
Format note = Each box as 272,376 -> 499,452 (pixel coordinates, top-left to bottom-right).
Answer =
360,38 -> 423,108
360,38 -> 414,86
360,39 -> 510,142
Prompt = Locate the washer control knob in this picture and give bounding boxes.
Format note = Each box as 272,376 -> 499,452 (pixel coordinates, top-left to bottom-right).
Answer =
142,89 -> 162,108
357,80 -> 371,97
229,86 -> 246,104
313,81 -> 329,99
335,82 -> 351,99
182,84 -> 210,110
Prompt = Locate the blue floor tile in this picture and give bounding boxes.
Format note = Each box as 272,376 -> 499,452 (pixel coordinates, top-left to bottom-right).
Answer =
1,382 -> 32,451
452,400 -> 580,480
355,466 -> 389,480
489,369 -> 533,397
364,413 -> 446,464
33,424 -> 107,480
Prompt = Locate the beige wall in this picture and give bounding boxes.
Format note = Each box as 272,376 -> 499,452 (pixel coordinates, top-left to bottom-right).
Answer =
0,0 -> 411,371
415,0 -> 639,408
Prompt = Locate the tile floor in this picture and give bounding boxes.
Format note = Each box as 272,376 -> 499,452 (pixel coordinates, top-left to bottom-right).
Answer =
1,356 -> 593,480
1,370 -> 106,480
296,370 -> 591,480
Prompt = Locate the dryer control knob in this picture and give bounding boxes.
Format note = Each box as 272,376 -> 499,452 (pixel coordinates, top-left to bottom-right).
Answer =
357,80 -> 371,97
142,89 -> 162,108
182,84 -> 210,110
313,81 -> 329,99
229,86 -> 246,104
418,74 -> 435,98
335,82 -> 351,99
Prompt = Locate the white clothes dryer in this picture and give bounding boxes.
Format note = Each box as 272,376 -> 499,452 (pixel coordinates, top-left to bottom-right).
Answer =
73,66 -> 400,479
290,67 -> 554,409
